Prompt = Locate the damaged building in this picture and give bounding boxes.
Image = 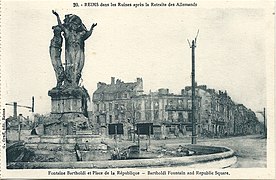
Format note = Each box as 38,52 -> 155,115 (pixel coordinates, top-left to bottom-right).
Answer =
92,77 -> 261,139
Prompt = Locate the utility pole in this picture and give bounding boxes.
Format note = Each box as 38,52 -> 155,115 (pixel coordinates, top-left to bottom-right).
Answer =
148,125 -> 151,147
191,40 -> 197,144
5,97 -> 35,116
188,30 -> 199,144
18,115 -> 21,141
115,125 -> 118,148
132,102 -> 136,143
263,107 -> 266,137
256,108 -> 266,138
138,127 -> 140,152
32,96 -> 35,113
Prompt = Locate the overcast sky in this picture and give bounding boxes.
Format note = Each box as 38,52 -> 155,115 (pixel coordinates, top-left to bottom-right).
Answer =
1,1 -> 274,117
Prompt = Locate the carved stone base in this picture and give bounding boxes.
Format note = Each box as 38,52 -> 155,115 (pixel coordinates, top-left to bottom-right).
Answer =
43,113 -> 90,135
48,86 -> 88,114
46,86 -> 90,135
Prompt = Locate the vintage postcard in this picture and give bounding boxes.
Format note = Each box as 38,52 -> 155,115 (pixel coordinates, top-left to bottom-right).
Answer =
0,0 -> 275,179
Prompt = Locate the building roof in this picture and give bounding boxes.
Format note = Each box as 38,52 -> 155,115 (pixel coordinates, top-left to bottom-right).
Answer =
94,82 -> 138,94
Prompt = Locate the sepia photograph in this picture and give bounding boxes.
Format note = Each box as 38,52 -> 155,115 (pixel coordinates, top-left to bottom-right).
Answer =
0,0 -> 275,179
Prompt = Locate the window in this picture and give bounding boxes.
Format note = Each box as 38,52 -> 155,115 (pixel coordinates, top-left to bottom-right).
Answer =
168,111 -> 173,120
154,110 -> 159,120
96,116 -> 100,123
154,100 -> 159,108
145,111 -> 151,121
109,115 -> 112,123
124,93 -> 128,98
103,103 -> 106,111
178,112 -> 184,122
188,100 -> 192,109
104,115 -> 107,123
109,103 -> 112,111
115,115 -> 119,120
183,100 -> 188,109
137,103 -> 141,110
96,104 -> 100,111
188,113 -> 192,122
136,112 -> 141,120
115,103 -> 119,110
121,114 -> 126,122
146,100 -> 151,109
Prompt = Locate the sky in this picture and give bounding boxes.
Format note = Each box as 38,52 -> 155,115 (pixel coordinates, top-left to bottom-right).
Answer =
1,0 -> 274,118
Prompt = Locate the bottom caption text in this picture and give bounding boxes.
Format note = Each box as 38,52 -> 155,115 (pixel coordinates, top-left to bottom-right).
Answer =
48,170 -> 230,177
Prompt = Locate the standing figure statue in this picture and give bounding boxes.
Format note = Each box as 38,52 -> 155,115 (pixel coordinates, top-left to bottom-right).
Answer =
49,25 -> 64,88
52,10 -> 97,87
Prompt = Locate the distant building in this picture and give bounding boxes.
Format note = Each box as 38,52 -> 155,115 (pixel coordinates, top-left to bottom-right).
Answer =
184,85 -> 260,137
92,77 -> 261,139
6,114 -> 32,130
92,77 -> 143,136
92,77 -> 200,139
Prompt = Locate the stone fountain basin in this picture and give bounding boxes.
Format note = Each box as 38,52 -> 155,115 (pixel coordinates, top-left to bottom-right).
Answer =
8,144 -> 236,169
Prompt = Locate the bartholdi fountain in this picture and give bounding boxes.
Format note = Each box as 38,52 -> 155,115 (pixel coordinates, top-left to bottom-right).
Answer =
46,10 -> 97,135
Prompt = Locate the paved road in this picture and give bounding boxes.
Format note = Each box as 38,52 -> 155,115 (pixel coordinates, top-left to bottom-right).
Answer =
116,135 -> 266,168
198,135 -> 267,168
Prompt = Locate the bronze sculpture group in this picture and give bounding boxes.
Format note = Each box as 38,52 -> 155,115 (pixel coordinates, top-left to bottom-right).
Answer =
50,10 -> 97,88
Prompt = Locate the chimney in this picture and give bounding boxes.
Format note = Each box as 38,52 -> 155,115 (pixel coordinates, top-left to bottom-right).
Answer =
97,82 -> 102,88
19,114 -> 23,121
181,89 -> 188,95
185,86 -> 191,91
136,78 -> 142,83
136,78 -> 143,93
32,96 -> 35,113
13,102 -> 17,119
158,88 -> 169,95
111,77 -> 115,85
97,82 -> 106,88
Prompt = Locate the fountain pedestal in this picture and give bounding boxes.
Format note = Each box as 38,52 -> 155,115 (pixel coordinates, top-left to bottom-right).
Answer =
48,86 -> 88,114
43,86 -> 90,135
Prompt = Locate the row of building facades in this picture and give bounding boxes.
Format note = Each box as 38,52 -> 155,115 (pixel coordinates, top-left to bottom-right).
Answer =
91,77 -> 262,139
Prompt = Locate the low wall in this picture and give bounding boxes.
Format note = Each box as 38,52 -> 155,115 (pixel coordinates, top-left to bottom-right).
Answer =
8,145 -> 236,169
176,144 -> 229,154
7,130 -> 30,141
26,134 -> 103,144
23,135 -> 109,162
